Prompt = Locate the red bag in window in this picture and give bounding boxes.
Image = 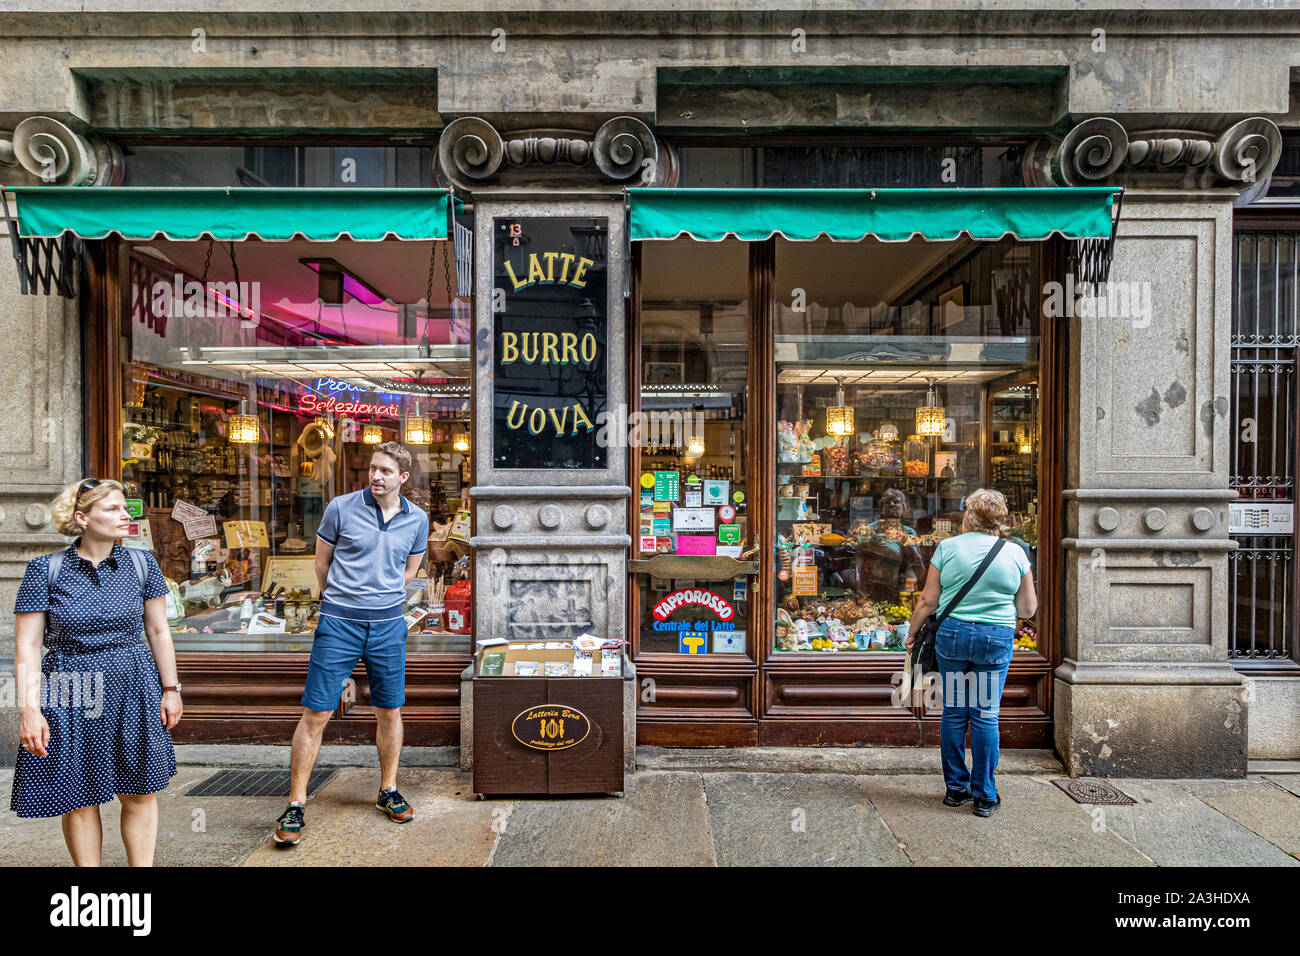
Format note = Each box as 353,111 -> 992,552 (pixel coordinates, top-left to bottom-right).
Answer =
445,579 -> 472,634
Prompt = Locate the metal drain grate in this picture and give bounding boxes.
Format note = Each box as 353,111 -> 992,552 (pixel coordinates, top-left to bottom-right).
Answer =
186,768 -> 337,798
1052,777 -> 1136,806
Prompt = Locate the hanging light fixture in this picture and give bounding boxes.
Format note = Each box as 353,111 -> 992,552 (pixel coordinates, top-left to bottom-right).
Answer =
229,400 -> 259,444
686,432 -> 705,457
826,377 -> 854,439
405,401 -> 433,445
452,432 -> 471,453
314,415 -> 335,441
363,424 -> 383,445
915,378 -> 945,437
1015,426 -> 1033,455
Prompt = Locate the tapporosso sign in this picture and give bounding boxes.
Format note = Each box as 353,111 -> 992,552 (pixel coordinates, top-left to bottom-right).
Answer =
492,217 -> 608,469
652,588 -> 735,622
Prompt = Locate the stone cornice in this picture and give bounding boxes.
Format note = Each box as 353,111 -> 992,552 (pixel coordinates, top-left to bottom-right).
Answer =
1026,116 -> 1283,191
436,115 -> 675,194
0,115 -> 123,187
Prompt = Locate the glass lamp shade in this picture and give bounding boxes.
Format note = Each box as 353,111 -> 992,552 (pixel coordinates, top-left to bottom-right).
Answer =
915,404 -> 945,437
404,416 -> 434,445
686,434 -> 706,457
228,414 -> 260,444
1015,426 -> 1033,454
453,432 -> 471,453
314,415 -> 335,440
826,405 -> 855,438
876,421 -> 900,441
362,425 -> 383,445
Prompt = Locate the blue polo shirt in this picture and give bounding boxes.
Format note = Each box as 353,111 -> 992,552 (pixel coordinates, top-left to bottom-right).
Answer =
316,488 -> 429,622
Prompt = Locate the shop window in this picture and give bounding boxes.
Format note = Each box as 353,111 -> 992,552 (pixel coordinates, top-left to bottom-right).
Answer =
634,238 -> 752,655
772,237 -> 1041,654
121,235 -> 471,653
122,145 -> 437,188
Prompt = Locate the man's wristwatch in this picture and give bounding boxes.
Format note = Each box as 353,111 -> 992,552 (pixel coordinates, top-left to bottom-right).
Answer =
163,683 -> 183,694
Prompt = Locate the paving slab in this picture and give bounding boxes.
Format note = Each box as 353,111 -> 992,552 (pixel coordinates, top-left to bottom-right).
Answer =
1,767 -> 285,867
701,772 -> 910,866
1104,779 -> 1299,867
1170,778 -> 1300,858
639,747 -> 1062,776
861,774 -> 1152,866
243,768 -> 498,866
1264,775 -> 1300,798
488,770 -> 714,867
174,744 -> 458,768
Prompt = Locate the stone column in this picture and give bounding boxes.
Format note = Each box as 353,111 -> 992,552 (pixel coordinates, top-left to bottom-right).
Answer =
0,210 -> 84,762
1058,193 -> 1246,778
467,190 -> 631,648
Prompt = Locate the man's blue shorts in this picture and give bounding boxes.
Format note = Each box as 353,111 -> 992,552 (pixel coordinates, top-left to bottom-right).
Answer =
302,614 -> 407,711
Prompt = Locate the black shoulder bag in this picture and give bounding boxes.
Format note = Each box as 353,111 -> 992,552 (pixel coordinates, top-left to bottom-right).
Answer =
909,538 -> 1006,675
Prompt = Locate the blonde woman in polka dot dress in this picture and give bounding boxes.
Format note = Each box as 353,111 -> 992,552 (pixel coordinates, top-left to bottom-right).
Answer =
11,479 -> 181,865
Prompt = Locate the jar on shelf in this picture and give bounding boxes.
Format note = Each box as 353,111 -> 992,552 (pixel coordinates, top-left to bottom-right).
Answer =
821,441 -> 851,476
858,433 -> 901,477
903,435 -> 930,477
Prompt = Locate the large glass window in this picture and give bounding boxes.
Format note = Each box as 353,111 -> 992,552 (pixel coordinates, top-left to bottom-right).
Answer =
634,238 -> 752,655
120,235 -> 470,652
772,237 -> 1041,654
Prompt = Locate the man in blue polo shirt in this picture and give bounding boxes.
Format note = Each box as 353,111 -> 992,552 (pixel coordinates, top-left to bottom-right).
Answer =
273,442 -> 429,846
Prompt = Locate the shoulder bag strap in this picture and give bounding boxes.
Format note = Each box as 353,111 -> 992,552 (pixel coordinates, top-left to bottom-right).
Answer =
126,547 -> 148,594
46,550 -> 65,597
933,538 -> 1007,630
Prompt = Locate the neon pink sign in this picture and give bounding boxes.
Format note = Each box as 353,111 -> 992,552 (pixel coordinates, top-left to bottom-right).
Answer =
297,392 -> 400,418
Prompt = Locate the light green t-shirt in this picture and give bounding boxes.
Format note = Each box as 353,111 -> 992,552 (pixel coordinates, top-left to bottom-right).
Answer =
930,532 -> 1030,628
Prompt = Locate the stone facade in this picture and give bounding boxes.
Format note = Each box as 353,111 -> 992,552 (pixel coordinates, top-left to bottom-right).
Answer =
2,4 -> 1298,771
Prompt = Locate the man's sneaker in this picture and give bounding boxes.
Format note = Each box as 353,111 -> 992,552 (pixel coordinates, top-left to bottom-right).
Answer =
972,796 -> 1002,818
376,787 -> 414,823
273,803 -> 305,845
943,788 -> 973,807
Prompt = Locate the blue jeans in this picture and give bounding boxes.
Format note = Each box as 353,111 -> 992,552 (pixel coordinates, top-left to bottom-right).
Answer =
935,618 -> 1014,802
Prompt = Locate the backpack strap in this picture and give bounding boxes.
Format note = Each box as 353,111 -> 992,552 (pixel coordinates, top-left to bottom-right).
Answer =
933,538 -> 1007,629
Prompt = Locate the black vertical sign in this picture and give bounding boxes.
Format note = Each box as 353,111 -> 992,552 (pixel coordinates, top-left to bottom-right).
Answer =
492,217 -> 608,469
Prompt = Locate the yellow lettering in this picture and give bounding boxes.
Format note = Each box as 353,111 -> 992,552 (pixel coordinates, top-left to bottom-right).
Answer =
541,332 -> 560,364
572,402 -> 595,434
580,333 -> 597,363
501,331 -> 518,364
543,251 -> 559,282
520,332 -> 538,363
557,253 -> 575,283
548,405 -> 570,436
561,332 -> 579,364
507,401 -> 527,430
527,254 -> 546,285
504,260 -> 527,291
571,256 -> 594,288
528,406 -> 546,435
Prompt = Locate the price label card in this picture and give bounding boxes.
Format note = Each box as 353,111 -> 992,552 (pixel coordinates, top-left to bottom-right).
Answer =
654,471 -> 680,502
171,499 -> 206,522
183,514 -> 218,540
223,519 -> 270,548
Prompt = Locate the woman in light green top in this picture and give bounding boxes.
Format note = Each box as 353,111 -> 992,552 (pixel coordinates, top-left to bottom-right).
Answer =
905,489 -> 1037,818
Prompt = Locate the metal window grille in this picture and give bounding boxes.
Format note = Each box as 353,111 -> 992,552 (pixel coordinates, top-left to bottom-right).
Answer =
1229,231 -> 1298,662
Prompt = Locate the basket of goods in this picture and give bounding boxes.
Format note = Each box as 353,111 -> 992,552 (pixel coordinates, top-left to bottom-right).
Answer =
1014,620 -> 1038,652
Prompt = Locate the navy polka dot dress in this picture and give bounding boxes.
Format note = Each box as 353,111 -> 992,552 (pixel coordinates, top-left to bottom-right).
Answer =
9,542 -> 177,818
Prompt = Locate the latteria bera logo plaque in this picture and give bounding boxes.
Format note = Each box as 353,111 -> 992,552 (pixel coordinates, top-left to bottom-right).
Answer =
511,705 -> 592,751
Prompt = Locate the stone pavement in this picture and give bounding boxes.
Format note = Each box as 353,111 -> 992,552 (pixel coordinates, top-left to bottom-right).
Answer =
1,749 -> 1297,867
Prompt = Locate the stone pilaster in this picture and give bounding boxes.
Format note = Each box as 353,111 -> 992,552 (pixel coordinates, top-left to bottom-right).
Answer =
0,203 -> 83,763
1057,194 -> 1247,777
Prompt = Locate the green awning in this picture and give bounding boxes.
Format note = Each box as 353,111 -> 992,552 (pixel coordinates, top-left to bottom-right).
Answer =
628,187 -> 1117,242
5,186 -> 454,241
